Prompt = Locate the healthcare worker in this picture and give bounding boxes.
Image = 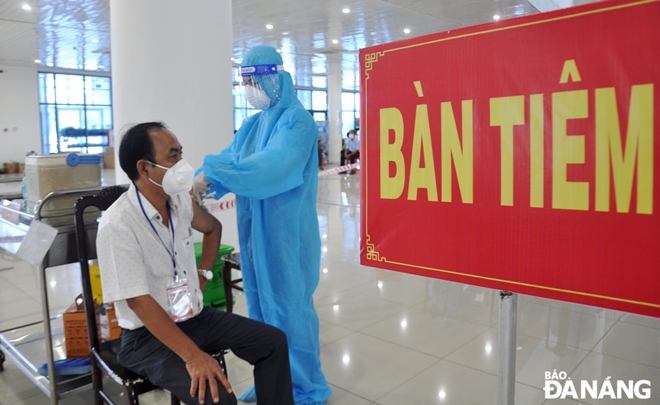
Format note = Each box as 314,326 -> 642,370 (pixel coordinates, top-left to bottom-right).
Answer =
195,45 -> 331,405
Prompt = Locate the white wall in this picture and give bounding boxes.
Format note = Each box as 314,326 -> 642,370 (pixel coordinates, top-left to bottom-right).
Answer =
0,65 -> 41,164
110,0 -> 239,249
110,0 -> 234,185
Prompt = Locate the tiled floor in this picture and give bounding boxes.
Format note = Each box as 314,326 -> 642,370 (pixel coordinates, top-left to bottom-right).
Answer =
1,170 -> 659,404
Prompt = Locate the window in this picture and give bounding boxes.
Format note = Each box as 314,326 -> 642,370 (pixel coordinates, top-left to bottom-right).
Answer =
232,66 -> 328,130
341,91 -> 360,136
298,89 -> 328,121
38,73 -> 112,154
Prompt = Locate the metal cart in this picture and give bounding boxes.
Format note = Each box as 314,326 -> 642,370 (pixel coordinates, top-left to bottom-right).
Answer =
0,187 -> 105,404
0,173 -> 23,200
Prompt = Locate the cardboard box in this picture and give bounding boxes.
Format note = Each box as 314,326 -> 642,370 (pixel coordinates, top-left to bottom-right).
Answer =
64,337 -> 90,358
63,300 -> 87,330
63,299 -> 90,358
63,297 -> 121,358
102,147 -> 115,169
89,262 -> 102,304
98,303 -> 121,341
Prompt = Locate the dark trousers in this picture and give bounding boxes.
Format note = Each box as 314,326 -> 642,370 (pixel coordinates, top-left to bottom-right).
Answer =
346,150 -> 360,174
118,307 -> 293,405
346,150 -> 360,163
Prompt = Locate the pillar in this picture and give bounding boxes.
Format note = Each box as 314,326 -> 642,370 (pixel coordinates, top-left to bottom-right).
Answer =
110,0 -> 233,184
327,53 -> 342,164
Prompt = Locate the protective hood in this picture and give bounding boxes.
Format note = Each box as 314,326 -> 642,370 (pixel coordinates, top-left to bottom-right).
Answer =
241,45 -> 298,109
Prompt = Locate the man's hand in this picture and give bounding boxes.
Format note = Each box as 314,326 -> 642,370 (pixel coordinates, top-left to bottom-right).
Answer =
185,350 -> 232,404
127,295 -> 230,403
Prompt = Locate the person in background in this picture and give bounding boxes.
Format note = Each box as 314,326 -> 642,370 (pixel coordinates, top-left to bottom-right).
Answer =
194,45 -> 332,405
343,129 -> 359,174
97,121 -> 293,405
317,135 -> 325,170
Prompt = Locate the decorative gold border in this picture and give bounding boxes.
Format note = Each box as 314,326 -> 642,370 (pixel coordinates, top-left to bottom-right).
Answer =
365,236 -> 386,262
364,51 -> 385,80
361,0 -> 660,310
378,0 -> 657,56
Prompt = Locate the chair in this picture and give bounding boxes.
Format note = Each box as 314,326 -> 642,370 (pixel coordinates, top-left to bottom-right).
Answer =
222,253 -> 243,314
74,185 -> 227,405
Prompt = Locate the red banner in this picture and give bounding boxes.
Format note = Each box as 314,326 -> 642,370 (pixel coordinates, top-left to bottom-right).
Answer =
359,0 -> 660,317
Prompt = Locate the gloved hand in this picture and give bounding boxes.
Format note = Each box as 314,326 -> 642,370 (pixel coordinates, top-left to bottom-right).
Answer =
192,172 -> 211,207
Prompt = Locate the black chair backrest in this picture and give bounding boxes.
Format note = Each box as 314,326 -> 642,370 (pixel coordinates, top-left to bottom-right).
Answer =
74,185 -> 128,353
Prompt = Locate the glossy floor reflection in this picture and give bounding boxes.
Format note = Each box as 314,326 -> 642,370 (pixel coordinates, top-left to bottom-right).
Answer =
1,170 -> 659,404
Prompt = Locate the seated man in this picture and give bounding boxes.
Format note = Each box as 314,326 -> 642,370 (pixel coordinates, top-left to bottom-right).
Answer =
97,122 -> 293,405
343,129 -> 360,174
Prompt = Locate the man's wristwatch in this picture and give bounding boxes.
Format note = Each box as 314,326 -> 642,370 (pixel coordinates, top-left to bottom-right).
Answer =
197,269 -> 213,280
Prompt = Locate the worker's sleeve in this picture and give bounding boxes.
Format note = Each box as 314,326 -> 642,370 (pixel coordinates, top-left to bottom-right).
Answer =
202,109 -> 316,200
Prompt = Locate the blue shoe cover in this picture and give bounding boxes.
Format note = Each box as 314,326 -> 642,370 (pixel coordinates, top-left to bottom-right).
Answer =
238,385 -> 257,402
38,357 -> 91,377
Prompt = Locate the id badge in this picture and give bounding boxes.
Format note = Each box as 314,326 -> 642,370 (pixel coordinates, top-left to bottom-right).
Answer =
166,278 -> 195,322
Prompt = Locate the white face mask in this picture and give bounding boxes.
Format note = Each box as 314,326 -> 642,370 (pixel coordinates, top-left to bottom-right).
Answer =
147,158 -> 194,195
245,84 -> 271,110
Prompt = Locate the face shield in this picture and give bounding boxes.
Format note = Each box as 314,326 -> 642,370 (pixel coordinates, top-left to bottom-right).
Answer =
240,64 -> 282,110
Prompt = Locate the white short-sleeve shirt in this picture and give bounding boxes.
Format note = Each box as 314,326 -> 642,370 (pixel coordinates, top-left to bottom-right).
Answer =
96,183 -> 203,330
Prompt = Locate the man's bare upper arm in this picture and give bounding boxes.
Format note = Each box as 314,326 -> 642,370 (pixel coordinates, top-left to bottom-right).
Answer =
190,197 -> 221,235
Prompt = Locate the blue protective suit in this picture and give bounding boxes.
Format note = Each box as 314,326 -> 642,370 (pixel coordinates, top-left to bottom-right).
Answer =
201,45 -> 331,405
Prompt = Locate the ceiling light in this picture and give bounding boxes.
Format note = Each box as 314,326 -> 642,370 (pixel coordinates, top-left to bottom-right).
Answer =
493,14 -> 501,20
342,8 -> 350,13
266,24 -> 273,29
99,65 -> 104,68
92,39 -> 99,43
332,39 -> 339,44
34,59 -> 41,63
59,50 -> 67,55
404,28 -> 411,34
22,4 -> 31,10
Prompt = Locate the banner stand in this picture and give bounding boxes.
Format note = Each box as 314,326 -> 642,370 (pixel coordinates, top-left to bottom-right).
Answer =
497,291 -> 517,405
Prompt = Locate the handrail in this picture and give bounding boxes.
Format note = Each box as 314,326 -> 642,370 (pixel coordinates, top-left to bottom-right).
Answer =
34,187 -> 107,221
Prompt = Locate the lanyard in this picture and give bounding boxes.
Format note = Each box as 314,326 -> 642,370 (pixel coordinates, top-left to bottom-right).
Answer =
135,187 -> 177,276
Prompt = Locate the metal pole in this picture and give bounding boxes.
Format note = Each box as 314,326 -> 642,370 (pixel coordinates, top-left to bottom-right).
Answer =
498,291 -> 517,405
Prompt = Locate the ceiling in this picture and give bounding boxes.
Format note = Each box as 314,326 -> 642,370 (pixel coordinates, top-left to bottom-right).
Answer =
0,0 -> 595,91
